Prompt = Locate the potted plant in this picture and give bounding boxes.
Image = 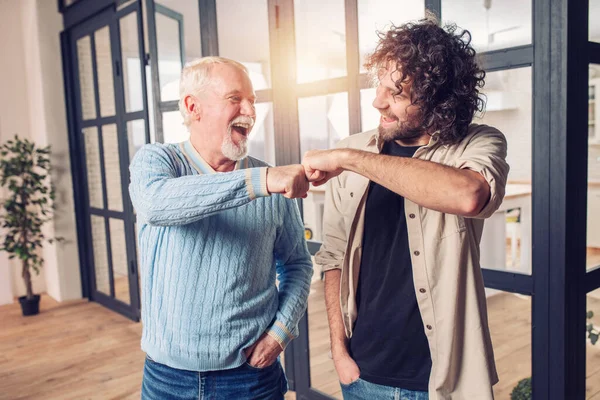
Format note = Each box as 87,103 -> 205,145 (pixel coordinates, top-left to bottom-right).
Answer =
0,135 -> 61,316
510,310 -> 599,399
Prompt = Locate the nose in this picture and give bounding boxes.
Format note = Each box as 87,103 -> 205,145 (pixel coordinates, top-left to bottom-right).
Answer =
372,85 -> 388,111
241,99 -> 256,119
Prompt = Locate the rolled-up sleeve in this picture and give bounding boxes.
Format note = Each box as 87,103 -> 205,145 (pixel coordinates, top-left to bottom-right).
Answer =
314,174 -> 348,272
454,127 -> 510,219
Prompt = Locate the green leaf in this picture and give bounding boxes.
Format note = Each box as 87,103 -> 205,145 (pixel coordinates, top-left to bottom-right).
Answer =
588,311 -> 595,319
591,333 -> 599,346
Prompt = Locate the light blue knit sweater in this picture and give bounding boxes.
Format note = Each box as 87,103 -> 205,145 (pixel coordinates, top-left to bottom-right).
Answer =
128,140 -> 313,372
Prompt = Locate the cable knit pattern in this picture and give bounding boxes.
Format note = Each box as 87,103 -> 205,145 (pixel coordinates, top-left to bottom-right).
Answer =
129,142 -> 313,372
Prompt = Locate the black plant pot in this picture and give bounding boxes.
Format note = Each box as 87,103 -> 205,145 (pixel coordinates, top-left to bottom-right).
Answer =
18,295 -> 40,316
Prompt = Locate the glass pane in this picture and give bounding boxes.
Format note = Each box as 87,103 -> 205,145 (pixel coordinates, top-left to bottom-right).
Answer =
591,0 -> 600,42
110,218 -> 130,305
487,291 -> 531,399
120,12 -> 144,113
162,111 -> 190,143
294,0 -> 347,83
102,124 -> 124,212
91,215 -> 110,295
217,0 -> 271,90
308,275 -> 343,399
94,26 -> 116,117
83,127 -> 104,209
476,67 -> 532,275
248,102 -> 276,165
360,87 -> 379,132
358,0 -> 425,73
157,0 -> 202,63
299,93 -> 350,157
589,64 -> 600,271
587,291 -> 600,398
127,119 -> 147,161
76,36 -> 97,120
156,12 -> 183,101
442,0 -> 532,52
300,93 -> 349,244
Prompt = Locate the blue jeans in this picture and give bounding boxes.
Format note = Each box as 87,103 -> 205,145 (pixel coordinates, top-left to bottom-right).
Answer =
341,378 -> 428,400
142,356 -> 288,400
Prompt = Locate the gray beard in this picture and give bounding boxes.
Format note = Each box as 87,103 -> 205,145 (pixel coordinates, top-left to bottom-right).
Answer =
221,127 -> 248,161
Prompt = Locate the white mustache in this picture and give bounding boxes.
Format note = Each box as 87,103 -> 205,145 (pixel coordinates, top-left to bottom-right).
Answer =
229,115 -> 255,129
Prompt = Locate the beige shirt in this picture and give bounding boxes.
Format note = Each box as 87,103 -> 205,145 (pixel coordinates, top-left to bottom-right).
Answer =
315,124 -> 509,400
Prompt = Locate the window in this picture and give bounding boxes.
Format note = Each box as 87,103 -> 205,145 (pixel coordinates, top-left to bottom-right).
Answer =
442,0 -> 532,52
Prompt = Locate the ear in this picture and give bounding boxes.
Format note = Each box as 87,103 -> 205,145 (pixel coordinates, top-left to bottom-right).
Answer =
184,95 -> 201,122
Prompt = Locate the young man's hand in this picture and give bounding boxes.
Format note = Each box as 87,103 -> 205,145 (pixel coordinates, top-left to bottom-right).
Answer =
244,333 -> 282,368
266,165 -> 310,198
302,149 -> 347,186
333,351 -> 361,385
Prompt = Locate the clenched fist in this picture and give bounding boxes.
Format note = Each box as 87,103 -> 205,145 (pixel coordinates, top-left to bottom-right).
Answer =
266,164 -> 310,199
302,149 -> 347,186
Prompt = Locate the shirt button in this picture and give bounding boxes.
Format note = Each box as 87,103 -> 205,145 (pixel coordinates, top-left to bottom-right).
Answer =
426,325 -> 433,330
409,213 -> 416,219
350,192 -> 354,197
419,288 -> 426,293
414,251 -> 420,256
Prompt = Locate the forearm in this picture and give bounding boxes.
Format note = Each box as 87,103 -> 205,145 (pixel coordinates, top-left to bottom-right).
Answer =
324,269 -> 348,357
340,149 -> 488,216
270,259 -> 312,347
131,168 -> 268,226
269,201 -> 313,349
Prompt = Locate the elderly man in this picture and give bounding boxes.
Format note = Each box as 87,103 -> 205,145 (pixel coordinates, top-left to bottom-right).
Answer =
304,18 -> 509,400
129,57 -> 312,400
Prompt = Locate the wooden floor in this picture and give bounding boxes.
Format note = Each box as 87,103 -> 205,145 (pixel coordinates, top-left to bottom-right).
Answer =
2,254 -> 600,399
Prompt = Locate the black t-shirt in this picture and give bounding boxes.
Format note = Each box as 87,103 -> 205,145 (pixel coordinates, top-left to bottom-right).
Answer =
348,141 -> 432,391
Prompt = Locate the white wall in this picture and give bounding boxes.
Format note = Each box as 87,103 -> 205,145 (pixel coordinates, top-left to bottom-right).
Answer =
0,0 -> 81,304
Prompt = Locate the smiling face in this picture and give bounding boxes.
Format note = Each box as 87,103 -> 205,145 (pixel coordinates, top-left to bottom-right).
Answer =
372,62 -> 426,143
187,63 -> 257,161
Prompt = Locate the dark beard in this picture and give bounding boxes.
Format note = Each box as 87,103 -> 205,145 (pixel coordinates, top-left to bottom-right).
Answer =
378,120 -> 424,143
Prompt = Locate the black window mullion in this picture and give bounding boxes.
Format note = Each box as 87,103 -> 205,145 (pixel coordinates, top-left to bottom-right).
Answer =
90,208 -> 126,219
159,100 -> 180,112
587,266 -> 600,293
590,41 -> 600,64
532,0 -> 588,398
123,110 -> 146,122
482,269 -> 533,295
199,0 -> 219,56
104,216 -> 116,298
144,0 -> 164,142
425,0 -> 441,19
478,45 -> 534,72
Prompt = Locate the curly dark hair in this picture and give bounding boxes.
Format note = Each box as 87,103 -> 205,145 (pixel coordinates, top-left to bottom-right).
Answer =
365,17 -> 486,145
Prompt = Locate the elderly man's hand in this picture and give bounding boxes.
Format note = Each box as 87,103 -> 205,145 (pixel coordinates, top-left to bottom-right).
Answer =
302,149 -> 346,186
244,333 -> 282,369
266,165 -> 310,198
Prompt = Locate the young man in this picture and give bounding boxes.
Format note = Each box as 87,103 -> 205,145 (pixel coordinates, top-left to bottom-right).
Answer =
304,19 -> 509,400
130,57 -> 313,400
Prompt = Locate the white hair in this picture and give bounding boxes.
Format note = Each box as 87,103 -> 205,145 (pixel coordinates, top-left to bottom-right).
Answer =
178,57 -> 249,127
